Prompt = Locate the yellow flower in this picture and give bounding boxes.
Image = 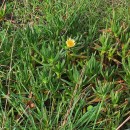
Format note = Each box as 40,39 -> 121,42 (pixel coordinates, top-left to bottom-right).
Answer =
66,38 -> 75,48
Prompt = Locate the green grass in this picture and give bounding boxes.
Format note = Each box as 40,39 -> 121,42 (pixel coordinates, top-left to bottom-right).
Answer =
0,0 -> 130,129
